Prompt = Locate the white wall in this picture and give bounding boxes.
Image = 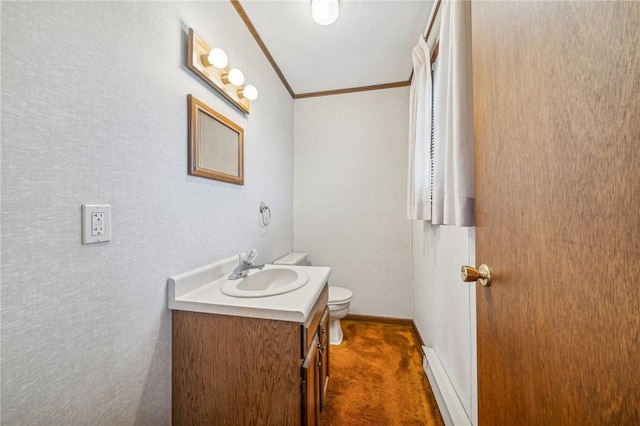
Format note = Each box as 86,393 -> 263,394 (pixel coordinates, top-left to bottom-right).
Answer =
293,88 -> 412,318
1,2 -> 293,423
412,223 -> 477,424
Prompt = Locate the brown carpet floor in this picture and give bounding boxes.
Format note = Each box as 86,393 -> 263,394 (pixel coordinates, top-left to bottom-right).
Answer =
320,319 -> 444,426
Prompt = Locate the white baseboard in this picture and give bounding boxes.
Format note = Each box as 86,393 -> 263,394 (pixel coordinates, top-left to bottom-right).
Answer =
422,346 -> 472,426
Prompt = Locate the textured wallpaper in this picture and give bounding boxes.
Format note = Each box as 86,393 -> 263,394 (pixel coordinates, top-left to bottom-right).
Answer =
412,223 -> 477,423
1,2 -> 293,423
293,88 -> 413,319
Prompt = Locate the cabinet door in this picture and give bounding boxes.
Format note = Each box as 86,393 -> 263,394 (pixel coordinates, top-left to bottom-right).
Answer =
301,336 -> 320,426
318,307 -> 330,411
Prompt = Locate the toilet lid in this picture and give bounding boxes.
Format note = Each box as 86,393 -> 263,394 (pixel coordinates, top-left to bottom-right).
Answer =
329,286 -> 352,304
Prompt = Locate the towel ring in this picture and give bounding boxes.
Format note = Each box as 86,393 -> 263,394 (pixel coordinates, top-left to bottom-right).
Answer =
259,202 -> 271,227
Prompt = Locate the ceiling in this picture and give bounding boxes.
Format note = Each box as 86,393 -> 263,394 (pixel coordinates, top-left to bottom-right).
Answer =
236,0 -> 434,97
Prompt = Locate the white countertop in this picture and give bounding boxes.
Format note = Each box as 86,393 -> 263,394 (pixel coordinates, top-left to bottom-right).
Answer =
168,255 -> 331,323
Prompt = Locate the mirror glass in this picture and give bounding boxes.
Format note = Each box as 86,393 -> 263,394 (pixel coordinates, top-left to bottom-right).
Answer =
188,95 -> 244,185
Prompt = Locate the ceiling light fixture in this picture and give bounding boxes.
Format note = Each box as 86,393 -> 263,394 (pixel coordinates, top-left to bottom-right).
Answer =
312,0 -> 339,26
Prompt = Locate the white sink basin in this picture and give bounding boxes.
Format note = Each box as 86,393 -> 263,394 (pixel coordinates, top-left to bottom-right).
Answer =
221,267 -> 310,298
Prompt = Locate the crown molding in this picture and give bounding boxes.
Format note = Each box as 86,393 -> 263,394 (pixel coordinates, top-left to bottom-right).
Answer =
232,0 -> 414,99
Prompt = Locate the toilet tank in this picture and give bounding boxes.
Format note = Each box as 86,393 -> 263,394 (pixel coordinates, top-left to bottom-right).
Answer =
273,252 -> 311,266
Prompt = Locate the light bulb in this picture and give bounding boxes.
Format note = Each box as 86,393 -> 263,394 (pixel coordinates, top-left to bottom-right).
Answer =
222,68 -> 245,86
206,48 -> 228,69
239,85 -> 258,101
312,0 -> 339,26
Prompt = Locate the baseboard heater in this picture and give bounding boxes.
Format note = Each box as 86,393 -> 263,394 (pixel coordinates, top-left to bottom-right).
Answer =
422,346 -> 472,426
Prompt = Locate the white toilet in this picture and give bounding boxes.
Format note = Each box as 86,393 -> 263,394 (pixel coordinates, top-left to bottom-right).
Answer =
273,253 -> 353,346
326,286 -> 353,345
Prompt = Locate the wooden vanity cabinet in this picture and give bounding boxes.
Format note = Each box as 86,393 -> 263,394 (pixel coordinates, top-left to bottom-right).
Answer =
172,283 -> 328,426
301,304 -> 330,424
318,307 -> 330,411
300,286 -> 329,425
301,335 -> 320,426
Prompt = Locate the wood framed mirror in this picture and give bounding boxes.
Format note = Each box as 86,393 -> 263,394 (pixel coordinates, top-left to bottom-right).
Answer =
188,94 -> 244,185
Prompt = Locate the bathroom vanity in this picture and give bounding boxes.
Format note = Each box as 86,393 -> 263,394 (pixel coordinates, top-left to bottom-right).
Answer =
168,256 -> 331,425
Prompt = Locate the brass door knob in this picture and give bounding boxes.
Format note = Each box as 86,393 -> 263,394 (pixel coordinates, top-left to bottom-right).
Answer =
461,264 -> 492,287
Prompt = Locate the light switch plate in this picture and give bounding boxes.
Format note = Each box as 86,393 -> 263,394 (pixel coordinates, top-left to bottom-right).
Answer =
82,204 -> 111,244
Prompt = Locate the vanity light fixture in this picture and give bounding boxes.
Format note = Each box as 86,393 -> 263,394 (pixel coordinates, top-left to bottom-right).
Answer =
187,28 -> 257,114
201,47 -> 228,69
222,68 -> 245,86
312,0 -> 339,26
238,84 -> 258,101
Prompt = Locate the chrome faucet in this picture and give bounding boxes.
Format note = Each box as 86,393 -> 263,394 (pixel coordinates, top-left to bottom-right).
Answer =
228,249 -> 265,280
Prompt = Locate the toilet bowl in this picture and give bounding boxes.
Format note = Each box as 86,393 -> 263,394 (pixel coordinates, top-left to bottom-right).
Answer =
273,253 -> 352,345
327,286 -> 352,345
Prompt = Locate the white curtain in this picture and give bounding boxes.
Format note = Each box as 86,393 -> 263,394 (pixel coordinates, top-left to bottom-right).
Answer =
432,0 -> 475,226
407,36 -> 432,220
407,0 -> 474,226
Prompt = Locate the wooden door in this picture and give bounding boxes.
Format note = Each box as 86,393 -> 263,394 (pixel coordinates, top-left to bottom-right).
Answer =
472,2 -> 640,424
